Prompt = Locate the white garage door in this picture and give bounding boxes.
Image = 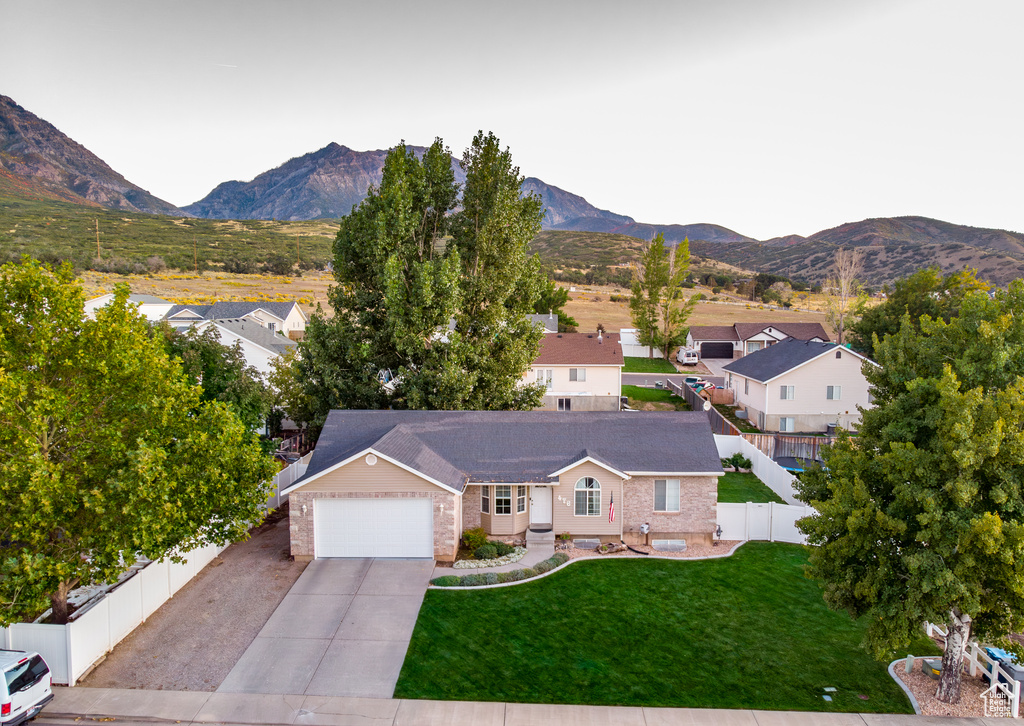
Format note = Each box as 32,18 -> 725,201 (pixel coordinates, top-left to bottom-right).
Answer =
314,498 -> 433,558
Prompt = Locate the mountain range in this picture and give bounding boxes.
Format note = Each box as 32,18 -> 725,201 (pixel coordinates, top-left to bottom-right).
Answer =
2,92 -> 1023,285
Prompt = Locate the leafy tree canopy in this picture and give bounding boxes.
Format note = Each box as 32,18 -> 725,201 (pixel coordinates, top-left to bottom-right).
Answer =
0,260 -> 275,625
797,281 -> 1024,703
629,234 -> 694,358
534,276 -> 578,332
287,133 -> 546,430
848,266 -> 989,358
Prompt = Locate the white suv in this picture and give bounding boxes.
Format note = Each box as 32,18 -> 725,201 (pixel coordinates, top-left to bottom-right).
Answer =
1,650 -> 52,726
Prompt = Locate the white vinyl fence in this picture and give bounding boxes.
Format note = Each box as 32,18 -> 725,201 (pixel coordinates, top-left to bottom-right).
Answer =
0,541 -> 225,686
924,623 -> 1021,718
265,452 -> 311,510
715,434 -> 800,504
717,501 -> 814,544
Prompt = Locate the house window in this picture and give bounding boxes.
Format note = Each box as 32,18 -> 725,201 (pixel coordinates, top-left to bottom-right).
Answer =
517,485 -> 526,513
836,350 -> 842,358
780,385 -> 795,400
780,417 -> 795,432
575,477 -> 601,516
826,385 -> 842,400
558,397 -> 572,411
536,368 -> 553,388
268,322 -> 276,332
746,341 -> 763,354
495,485 -> 512,515
654,479 -> 680,512
481,487 -> 490,514
569,368 -> 587,382
744,379 -> 749,395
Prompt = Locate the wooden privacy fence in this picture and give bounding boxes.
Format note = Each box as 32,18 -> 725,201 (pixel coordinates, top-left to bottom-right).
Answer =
668,380 -> 741,436
741,433 -> 840,461
0,541 -> 226,686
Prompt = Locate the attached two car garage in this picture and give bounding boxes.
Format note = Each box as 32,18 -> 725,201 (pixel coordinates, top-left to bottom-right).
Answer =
313,498 -> 433,558
699,342 -> 735,359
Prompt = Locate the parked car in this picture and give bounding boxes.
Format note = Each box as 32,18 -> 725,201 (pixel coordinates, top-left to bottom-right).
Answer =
675,347 -> 699,365
1,650 -> 53,726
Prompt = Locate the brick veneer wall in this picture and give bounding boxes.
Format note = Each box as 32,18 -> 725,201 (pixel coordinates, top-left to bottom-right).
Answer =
463,487 -> 482,531
621,475 -> 718,546
289,490 -> 458,561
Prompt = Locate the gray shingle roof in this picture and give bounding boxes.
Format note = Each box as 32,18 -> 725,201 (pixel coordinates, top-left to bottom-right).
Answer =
213,319 -> 297,354
292,410 -> 723,493
164,301 -> 304,322
723,339 -> 845,382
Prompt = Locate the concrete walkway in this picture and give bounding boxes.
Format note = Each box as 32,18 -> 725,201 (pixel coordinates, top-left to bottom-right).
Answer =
217,558 -> 434,699
44,687 -> 1003,726
431,544 -> 555,578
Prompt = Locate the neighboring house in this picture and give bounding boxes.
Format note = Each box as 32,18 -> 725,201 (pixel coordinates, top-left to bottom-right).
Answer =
722,339 -> 874,433
168,318 -> 298,377
619,328 -> 664,358
282,410 -> 724,560
526,332 -> 624,411
686,322 -> 831,359
527,312 -> 559,333
83,293 -> 174,321
163,301 -> 308,339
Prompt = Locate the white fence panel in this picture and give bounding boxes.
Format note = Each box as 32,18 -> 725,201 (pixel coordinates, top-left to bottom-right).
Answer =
771,504 -> 814,544
167,556 -> 197,596
67,598 -> 110,685
715,435 -> 801,505
746,503 -> 771,540
716,503 -> 749,540
9,624 -> 69,685
106,575 -> 143,647
714,434 -> 743,458
139,558 -> 170,620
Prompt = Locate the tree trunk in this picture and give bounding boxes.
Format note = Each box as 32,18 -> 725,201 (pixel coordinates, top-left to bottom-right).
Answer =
50,579 -> 78,625
936,610 -> 972,704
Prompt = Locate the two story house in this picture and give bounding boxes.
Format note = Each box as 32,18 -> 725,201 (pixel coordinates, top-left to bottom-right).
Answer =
723,339 -> 874,433
163,301 -> 308,340
525,332 -> 624,411
687,322 -> 831,359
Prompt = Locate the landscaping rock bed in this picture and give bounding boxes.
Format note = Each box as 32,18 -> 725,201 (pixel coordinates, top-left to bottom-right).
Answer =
566,540 -> 743,559
453,546 -> 527,569
894,657 -> 992,718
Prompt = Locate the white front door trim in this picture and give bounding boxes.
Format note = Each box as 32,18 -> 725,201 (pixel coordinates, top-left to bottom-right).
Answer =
530,486 -> 552,525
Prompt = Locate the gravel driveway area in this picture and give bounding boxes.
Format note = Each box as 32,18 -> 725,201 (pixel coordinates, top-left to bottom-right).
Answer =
81,508 -> 307,691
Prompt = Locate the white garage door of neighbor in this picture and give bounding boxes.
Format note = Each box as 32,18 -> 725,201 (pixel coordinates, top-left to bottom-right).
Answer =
314,498 -> 433,558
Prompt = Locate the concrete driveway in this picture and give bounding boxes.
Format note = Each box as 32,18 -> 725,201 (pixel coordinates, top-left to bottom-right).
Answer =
217,558 -> 434,699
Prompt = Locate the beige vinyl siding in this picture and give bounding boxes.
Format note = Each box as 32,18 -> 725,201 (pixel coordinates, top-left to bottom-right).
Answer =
300,456 -> 445,493
552,462 -> 623,536
478,485 -> 529,536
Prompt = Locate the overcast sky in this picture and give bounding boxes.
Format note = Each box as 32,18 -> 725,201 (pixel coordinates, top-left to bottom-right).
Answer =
2,0 -> 1021,239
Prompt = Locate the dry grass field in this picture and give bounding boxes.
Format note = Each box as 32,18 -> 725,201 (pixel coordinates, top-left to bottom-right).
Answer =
77,272 -> 834,335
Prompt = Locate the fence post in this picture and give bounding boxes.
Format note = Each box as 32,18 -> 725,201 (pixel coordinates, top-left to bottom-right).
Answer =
768,501 -> 775,542
969,642 -> 978,677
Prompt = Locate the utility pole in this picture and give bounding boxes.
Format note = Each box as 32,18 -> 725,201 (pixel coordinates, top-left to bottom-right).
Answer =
95,219 -> 101,259
296,238 -> 301,267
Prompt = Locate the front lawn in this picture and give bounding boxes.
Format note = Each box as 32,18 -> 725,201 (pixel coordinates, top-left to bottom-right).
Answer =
621,384 -> 690,411
395,542 -> 937,712
623,356 -> 678,373
718,471 -> 787,504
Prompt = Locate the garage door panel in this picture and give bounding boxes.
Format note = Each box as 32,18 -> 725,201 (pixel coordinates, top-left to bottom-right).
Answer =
700,342 -> 735,359
315,498 -> 433,558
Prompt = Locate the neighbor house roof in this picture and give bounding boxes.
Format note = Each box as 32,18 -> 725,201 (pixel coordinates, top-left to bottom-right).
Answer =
690,322 -> 830,343
533,333 -> 624,366
527,313 -> 559,333
723,339 -> 870,383
286,410 -> 722,494
688,325 -> 739,341
212,319 -> 297,355
164,301 -> 306,322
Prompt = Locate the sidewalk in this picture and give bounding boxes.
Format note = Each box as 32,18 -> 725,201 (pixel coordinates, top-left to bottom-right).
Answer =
44,687 -> 1005,726
431,544 -> 555,578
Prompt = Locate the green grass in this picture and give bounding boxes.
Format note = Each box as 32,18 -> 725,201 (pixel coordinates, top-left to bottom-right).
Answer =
622,356 -> 678,373
395,543 -> 938,712
621,384 -> 690,410
715,403 -> 760,433
717,472 -> 787,504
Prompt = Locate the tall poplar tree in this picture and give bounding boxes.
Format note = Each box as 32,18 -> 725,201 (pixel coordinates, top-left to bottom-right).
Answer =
629,234 -> 694,358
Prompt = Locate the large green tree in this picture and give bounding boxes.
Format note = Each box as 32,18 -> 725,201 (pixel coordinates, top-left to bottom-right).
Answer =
289,133 -> 545,429
796,281 -> 1024,704
629,234 -> 694,358
847,267 -> 989,358
534,276 -> 578,332
0,261 -> 275,625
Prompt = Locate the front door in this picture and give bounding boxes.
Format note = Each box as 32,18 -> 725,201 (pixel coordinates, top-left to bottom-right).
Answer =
530,486 -> 552,526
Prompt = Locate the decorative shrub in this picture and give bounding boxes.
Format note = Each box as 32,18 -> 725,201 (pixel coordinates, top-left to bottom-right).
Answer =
493,541 -> 514,557
534,560 -> 552,574
557,531 -> 572,540
460,573 -> 487,587
505,569 -> 526,582
474,544 -> 498,560
483,572 -> 499,585
728,453 -> 753,470
520,568 -> 538,579
431,575 -> 461,587
496,571 -> 511,584
462,527 -> 488,550
550,552 -> 569,565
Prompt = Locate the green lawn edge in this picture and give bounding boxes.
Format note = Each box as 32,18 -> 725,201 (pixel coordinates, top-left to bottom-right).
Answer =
717,472 -> 787,504
623,356 -> 678,373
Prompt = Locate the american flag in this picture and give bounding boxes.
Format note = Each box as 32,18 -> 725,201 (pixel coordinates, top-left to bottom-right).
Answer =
608,493 -> 615,523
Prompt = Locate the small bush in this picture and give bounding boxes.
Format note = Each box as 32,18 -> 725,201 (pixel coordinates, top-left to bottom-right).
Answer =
493,541 -> 514,557
609,294 -> 628,303
728,453 -> 752,470
496,571 -> 511,583
223,257 -> 259,274
483,572 -> 499,585
550,552 -> 569,565
462,527 -> 488,550
461,573 -> 487,587
534,560 -> 552,574
691,292 -> 706,302
711,286 -> 722,294
474,544 -> 498,560
263,253 -> 296,276
431,575 -> 461,587
146,255 -> 167,272
505,569 -> 527,582
520,568 -> 537,579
